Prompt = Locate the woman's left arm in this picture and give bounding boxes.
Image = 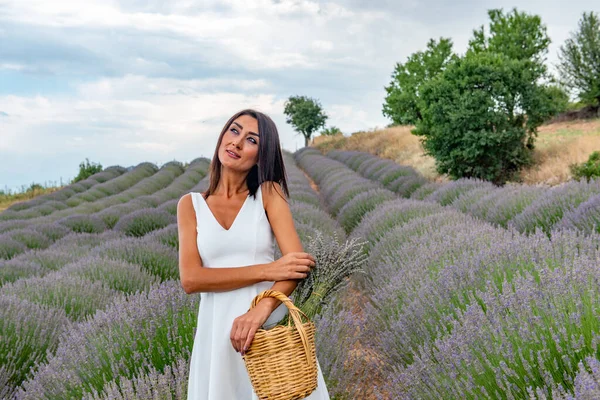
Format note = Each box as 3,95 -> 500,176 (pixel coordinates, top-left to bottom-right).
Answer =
254,180 -> 303,312
230,181 -> 307,355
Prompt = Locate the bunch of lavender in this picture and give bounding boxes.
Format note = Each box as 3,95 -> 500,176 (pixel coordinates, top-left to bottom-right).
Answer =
277,230 -> 368,326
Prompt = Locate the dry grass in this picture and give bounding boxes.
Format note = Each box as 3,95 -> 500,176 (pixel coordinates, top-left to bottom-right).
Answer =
312,127 -> 448,183
312,119 -> 600,186
521,119 -> 600,185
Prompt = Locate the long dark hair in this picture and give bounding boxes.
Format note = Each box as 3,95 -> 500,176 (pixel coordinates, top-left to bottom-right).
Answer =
204,109 -> 289,201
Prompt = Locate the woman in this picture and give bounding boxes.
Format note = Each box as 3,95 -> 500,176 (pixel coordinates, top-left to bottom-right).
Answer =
177,109 -> 331,399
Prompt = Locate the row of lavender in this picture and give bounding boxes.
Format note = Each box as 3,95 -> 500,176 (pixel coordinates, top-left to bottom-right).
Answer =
327,150 -> 600,236
0,159 -> 214,398
0,158 -> 211,262
0,153 -> 346,399
295,147 -> 600,399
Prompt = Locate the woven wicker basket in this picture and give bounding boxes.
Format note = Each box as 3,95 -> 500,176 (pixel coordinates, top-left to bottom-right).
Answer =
242,289 -> 318,400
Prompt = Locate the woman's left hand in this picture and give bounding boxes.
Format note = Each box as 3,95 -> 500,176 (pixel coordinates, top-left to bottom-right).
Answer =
230,303 -> 272,356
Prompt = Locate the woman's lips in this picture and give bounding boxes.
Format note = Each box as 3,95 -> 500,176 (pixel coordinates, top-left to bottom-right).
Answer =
226,150 -> 240,159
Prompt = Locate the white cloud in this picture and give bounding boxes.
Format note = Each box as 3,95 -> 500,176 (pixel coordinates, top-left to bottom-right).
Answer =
0,75 -> 292,160
311,40 -> 334,52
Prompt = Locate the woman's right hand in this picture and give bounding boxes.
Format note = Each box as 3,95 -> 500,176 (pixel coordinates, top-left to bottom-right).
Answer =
262,252 -> 316,281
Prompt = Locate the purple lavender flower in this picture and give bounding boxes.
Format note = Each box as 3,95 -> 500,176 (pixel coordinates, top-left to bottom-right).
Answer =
90,236 -> 178,281
113,208 -> 175,237
557,194 -> 600,235
337,188 -> 397,233
15,281 -> 198,400
510,179 -> 600,235
57,214 -> 108,234
0,294 -> 70,399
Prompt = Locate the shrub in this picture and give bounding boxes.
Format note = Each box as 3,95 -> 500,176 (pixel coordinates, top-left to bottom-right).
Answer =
72,158 -> 103,184
570,151 -> 600,182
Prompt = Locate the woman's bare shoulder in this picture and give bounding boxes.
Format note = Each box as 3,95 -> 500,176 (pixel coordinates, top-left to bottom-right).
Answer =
177,193 -> 196,217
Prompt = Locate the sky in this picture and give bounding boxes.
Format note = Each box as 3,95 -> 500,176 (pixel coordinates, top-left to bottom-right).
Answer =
0,0 -> 597,192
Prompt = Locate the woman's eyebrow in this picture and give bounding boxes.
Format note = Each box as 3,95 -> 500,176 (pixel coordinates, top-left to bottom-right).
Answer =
232,121 -> 259,136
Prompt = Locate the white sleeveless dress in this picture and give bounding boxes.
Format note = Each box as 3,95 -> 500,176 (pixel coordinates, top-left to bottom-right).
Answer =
186,185 -> 330,400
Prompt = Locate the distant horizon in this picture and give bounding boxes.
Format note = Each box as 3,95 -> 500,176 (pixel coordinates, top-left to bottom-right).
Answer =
1,0 -> 597,192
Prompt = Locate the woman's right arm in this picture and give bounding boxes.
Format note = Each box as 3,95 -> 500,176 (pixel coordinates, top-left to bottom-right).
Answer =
177,193 -> 267,294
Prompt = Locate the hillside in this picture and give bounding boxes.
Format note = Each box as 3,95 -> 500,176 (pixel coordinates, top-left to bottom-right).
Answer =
311,118 -> 600,185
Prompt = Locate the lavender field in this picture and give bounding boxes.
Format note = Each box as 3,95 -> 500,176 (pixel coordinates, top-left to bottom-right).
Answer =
1,148 -> 599,399
298,148 -> 600,399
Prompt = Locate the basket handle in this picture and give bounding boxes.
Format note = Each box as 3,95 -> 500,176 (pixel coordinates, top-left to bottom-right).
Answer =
248,289 -> 313,367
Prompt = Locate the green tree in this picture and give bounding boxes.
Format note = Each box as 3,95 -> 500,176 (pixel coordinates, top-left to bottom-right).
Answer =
382,38 -> 456,125
72,158 -> 103,183
558,11 -> 600,108
468,7 -> 551,79
413,52 -> 557,185
321,126 -> 342,136
283,96 -> 328,147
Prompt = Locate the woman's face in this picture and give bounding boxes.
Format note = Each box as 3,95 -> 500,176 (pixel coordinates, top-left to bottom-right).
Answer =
218,114 -> 260,172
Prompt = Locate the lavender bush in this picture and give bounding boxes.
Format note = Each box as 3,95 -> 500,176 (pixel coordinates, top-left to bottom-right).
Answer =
90,237 -> 179,281
471,185 -> 546,228
57,214 -> 108,234
113,208 -> 175,237
145,224 -> 179,250
60,255 -> 160,295
390,174 -> 428,197
0,295 -> 70,399
10,247 -> 78,272
82,356 -> 190,400
350,199 -> 445,254
510,179 -> 600,235
552,356 -> 600,399
0,260 -> 44,287
336,188 -> 396,233
557,194 -> 600,235
410,182 -> 443,200
5,228 -> 52,250
0,235 -> 27,260
449,185 -> 499,214
424,178 -> 496,206
157,198 -> 179,216
34,223 -> 71,242
0,272 -> 123,322
15,281 -> 198,400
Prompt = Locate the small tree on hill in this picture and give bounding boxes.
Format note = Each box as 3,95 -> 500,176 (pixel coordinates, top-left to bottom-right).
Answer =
72,158 -> 103,183
321,126 -> 342,136
283,95 -> 328,147
382,38 -> 456,126
558,11 -> 600,109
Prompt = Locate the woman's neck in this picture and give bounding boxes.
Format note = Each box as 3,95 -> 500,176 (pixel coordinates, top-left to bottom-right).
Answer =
217,168 -> 249,197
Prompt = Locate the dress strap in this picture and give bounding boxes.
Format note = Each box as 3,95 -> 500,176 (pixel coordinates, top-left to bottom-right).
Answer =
190,192 -> 202,226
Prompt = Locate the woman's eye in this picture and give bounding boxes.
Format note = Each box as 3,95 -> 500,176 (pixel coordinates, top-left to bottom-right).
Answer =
230,128 -> 238,134
248,137 -> 257,144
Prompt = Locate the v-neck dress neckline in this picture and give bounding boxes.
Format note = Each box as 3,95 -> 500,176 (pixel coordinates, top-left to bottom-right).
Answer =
198,190 -> 251,232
